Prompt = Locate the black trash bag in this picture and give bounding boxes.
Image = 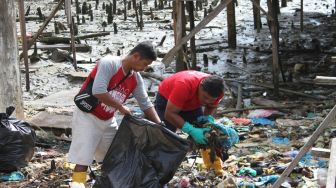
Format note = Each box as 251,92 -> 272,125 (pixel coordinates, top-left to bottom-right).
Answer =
94,115 -> 191,188
0,106 -> 36,173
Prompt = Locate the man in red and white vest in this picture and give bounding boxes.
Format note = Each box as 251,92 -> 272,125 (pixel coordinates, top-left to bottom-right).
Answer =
68,41 -> 161,184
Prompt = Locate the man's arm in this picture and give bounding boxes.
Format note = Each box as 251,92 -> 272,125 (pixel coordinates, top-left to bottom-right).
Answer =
164,101 -> 185,129
94,93 -> 131,115
204,104 -> 218,116
143,106 -> 161,123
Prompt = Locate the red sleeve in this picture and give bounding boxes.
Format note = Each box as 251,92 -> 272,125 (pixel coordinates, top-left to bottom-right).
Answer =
167,81 -> 190,109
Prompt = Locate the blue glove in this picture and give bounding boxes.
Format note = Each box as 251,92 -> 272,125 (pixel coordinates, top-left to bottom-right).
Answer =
181,122 -> 211,145
213,123 -> 239,148
197,115 -> 215,124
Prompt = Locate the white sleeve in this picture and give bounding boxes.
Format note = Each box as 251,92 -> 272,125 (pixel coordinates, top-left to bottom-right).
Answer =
92,56 -> 119,95
132,73 -> 153,111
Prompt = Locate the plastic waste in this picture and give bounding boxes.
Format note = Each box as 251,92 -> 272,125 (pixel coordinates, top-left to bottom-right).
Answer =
231,117 -> 251,125
0,106 -> 36,172
212,123 -> 239,148
247,109 -> 277,118
218,117 -> 235,127
251,118 -> 275,126
93,115 -> 190,188
255,175 -> 279,186
237,167 -> 257,177
272,137 -> 290,145
316,168 -> 327,188
299,152 -> 313,166
317,159 -> 327,168
284,150 -> 299,158
238,181 -> 255,188
178,176 -> 191,188
0,171 -> 24,181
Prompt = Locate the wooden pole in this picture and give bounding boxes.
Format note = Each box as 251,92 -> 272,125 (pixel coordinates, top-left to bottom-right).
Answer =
124,0 -> 127,21
327,138 -> 336,188
300,0 -> 303,32
175,0 -> 184,72
187,1 -> 197,69
252,0 -> 261,32
162,0 -> 233,66
227,0 -> 236,48
235,84 -> 242,110
0,0 -> 24,118
273,105 -> 336,187
19,0 -> 65,60
65,0 -> 77,70
250,0 -> 273,21
70,18 -> 77,70
281,0 -> 287,7
18,0 -> 30,91
267,0 -> 279,95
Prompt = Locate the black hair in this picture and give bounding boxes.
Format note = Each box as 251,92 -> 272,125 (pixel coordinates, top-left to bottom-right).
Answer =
200,75 -> 224,98
129,41 -> 157,61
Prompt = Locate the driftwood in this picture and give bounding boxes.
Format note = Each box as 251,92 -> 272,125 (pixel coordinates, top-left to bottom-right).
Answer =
16,16 -> 46,22
223,78 -> 327,100
19,43 -> 91,52
39,32 -> 110,44
217,104 -> 299,114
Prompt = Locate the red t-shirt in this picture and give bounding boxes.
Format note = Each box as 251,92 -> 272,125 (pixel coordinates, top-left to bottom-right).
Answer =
158,71 -> 223,111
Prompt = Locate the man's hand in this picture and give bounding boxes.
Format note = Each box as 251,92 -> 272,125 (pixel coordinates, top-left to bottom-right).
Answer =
181,122 -> 210,145
118,105 -> 132,115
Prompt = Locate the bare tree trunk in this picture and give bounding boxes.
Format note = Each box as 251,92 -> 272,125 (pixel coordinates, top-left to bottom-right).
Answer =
227,0 -> 236,48
187,1 -> 197,69
281,0 -> 287,7
253,0 -> 262,32
0,0 -> 24,118
267,0 -> 280,96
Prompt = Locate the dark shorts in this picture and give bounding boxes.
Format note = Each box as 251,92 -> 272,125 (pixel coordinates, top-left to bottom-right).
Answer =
154,93 -> 203,132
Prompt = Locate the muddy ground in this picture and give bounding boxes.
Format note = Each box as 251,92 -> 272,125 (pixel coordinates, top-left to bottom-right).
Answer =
1,0 -> 336,187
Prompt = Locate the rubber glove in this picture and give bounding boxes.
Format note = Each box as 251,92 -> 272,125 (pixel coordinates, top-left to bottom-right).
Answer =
197,115 -> 215,124
181,122 -> 210,145
213,123 -> 239,148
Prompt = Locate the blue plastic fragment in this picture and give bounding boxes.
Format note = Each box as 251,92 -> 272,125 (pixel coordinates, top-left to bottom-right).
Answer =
0,171 -> 24,181
272,137 -> 290,145
251,118 -> 275,126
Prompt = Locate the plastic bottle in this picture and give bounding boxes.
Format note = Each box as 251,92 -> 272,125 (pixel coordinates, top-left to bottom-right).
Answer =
316,168 -> 327,188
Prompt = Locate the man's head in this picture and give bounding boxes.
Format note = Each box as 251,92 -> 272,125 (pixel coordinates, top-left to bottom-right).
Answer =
127,41 -> 157,72
198,75 -> 224,106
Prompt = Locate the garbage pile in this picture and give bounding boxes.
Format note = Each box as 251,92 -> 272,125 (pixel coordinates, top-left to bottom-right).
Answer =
167,109 -> 333,187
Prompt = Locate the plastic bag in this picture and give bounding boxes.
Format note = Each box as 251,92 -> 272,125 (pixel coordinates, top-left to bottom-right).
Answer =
0,106 -> 36,172
94,115 -> 191,188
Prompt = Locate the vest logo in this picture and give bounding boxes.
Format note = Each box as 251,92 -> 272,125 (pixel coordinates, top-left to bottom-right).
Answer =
80,100 -> 92,111
100,89 -> 127,113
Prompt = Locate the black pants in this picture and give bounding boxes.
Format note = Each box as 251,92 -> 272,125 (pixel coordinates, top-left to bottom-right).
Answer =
154,93 -> 203,132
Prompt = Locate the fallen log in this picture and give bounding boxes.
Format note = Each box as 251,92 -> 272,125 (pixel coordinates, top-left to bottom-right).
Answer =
217,104 -> 298,114
223,78 -> 327,100
19,43 -> 92,52
39,32 -> 110,44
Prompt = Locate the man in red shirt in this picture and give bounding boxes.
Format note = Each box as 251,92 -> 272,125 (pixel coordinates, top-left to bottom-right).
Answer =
155,70 -> 225,175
